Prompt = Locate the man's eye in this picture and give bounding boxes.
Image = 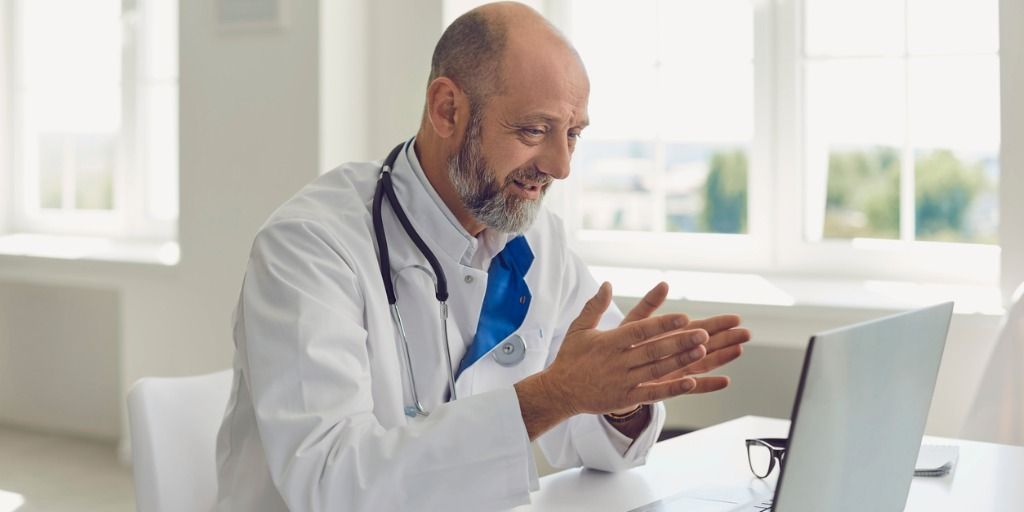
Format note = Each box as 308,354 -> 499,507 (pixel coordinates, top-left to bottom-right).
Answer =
521,127 -> 545,137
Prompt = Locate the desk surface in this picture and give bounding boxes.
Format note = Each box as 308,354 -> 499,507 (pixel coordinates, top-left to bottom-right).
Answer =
515,416 -> 1024,511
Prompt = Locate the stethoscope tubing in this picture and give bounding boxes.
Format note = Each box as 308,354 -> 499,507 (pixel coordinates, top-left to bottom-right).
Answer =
373,140 -> 458,414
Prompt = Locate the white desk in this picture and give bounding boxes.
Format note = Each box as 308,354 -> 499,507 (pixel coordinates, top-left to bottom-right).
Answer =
515,416 -> 1024,511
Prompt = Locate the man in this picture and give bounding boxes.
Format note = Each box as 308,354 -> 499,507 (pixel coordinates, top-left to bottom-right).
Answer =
216,3 -> 750,511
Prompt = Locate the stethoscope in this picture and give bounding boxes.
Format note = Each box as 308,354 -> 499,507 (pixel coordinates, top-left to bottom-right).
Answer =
372,140 -> 527,418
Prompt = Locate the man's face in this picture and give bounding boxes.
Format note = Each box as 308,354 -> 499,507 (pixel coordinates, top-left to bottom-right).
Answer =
446,38 -> 590,234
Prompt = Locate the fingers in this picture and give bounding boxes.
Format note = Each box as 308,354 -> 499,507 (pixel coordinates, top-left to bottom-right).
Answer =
568,282 -> 613,333
686,315 -> 742,336
620,282 -> 669,325
705,327 -> 751,353
629,377 -> 697,403
683,344 -> 743,375
628,342 -> 707,383
612,311 -> 690,346
628,375 -> 731,403
625,328 -> 708,374
688,376 -> 730,394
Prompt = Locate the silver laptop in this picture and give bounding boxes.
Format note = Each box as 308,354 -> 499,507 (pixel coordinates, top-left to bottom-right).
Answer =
634,302 -> 954,512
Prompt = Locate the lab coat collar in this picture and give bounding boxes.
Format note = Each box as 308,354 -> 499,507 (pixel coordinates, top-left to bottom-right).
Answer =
391,138 -> 510,267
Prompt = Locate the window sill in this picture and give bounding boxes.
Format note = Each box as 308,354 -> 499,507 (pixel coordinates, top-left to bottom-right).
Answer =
592,265 -> 1006,318
0,233 -> 179,284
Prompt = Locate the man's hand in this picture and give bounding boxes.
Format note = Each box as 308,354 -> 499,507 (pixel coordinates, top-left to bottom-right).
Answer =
514,281 -> 751,441
516,282 -> 714,439
613,282 -> 751,407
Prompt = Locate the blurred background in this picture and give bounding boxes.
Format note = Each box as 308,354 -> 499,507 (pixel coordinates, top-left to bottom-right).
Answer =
0,0 -> 1020,509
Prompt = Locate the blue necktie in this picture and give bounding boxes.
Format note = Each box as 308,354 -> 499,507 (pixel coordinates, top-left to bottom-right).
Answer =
456,235 -> 534,378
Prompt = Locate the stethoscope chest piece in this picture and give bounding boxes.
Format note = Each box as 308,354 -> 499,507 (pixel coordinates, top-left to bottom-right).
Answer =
492,333 -> 527,367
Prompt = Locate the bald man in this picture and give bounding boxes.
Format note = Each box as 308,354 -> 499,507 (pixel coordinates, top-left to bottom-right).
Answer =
216,3 -> 750,511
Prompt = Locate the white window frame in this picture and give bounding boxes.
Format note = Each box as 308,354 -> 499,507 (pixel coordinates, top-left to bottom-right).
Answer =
4,0 -> 177,243
546,0 -> 1012,287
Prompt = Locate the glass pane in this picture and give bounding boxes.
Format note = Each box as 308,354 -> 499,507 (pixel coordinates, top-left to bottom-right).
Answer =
805,0 -> 904,57
658,0 -> 753,62
908,56 -> 999,244
909,57 -> 1000,153
907,0 -> 999,55
915,150 -> 998,244
805,60 -> 904,241
659,62 -> 753,143
17,0 -> 122,212
574,140 -> 657,231
665,145 -> 748,234
823,146 -> 901,239
18,0 -> 121,87
74,133 -> 116,210
38,134 -> 65,209
571,0 -> 659,140
805,60 -> 905,146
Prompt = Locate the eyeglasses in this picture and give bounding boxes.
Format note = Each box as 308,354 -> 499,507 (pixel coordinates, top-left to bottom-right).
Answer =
745,438 -> 788,478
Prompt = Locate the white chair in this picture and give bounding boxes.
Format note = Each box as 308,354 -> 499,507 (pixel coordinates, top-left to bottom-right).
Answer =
127,369 -> 234,512
962,282 -> 1024,446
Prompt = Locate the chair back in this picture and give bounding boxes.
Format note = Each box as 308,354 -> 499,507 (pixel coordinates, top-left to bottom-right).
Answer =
127,369 -> 233,512
963,283 -> 1024,445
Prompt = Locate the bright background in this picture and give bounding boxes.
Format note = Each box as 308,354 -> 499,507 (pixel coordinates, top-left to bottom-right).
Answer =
0,0 -> 1022,508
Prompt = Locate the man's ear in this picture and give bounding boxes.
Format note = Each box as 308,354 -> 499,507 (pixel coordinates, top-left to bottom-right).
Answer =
425,77 -> 466,139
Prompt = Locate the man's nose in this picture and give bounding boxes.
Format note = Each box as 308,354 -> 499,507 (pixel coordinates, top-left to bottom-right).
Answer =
536,135 -> 572,181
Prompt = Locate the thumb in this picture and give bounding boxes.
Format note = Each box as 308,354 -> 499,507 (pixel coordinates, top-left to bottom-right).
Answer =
569,282 -> 613,333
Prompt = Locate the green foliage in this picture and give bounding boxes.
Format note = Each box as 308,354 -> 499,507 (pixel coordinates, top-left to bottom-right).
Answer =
701,150 -> 748,233
915,149 -> 984,241
824,147 -> 901,239
824,147 -> 991,242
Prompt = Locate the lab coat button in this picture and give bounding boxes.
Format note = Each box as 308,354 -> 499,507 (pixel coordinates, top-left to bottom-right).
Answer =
493,333 -> 527,366
464,275 -> 474,284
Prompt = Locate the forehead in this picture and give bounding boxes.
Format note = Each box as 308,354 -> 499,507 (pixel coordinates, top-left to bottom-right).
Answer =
490,34 -> 590,125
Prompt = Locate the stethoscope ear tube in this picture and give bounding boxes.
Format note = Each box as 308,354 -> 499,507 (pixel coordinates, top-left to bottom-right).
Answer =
379,156 -> 449,302
372,174 -> 398,305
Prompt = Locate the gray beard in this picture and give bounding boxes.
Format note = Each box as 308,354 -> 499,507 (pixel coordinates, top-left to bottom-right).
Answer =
447,122 -> 548,235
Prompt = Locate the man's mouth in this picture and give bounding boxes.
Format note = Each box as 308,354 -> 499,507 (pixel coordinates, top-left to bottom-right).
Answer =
511,178 -> 547,200
513,179 -> 542,191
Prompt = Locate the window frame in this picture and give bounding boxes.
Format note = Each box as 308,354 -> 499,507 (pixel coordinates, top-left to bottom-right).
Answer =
4,0 -> 177,242
547,0 -> 776,274
547,0 -> 1006,286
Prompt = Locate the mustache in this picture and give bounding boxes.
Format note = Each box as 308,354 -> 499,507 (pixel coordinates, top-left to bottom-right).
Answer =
504,166 -> 553,188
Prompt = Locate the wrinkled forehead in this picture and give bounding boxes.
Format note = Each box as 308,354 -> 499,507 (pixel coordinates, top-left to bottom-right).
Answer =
492,31 -> 590,126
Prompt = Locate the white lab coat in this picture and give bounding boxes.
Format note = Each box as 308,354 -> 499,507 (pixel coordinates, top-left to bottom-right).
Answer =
216,140 -> 665,511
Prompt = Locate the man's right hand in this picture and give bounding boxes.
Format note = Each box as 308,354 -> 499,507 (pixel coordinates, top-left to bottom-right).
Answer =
514,282 -> 710,440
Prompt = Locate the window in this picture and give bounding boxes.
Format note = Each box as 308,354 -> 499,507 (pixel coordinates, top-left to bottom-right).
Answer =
546,0 -> 1005,284
5,0 -> 178,241
568,0 -> 753,235
803,0 -> 999,245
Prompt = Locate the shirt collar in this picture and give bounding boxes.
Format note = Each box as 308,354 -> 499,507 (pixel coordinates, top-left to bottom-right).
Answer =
390,138 -> 510,267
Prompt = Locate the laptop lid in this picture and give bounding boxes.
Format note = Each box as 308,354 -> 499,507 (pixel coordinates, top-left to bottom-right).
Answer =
772,302 -> 953,511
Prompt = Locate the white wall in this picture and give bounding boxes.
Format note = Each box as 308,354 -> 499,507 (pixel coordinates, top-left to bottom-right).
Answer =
0,282 -> 120,439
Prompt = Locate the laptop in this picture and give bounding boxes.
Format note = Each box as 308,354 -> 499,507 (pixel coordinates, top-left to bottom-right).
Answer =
632,302 -> 954,512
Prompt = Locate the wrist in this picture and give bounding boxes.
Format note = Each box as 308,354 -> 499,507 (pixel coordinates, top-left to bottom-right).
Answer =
515,370 -> 576,441
536,368 -> 578,418
604,404 -> 645,423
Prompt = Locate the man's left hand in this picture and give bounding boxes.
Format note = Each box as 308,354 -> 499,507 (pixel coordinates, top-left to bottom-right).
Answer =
609,281 -> 751,415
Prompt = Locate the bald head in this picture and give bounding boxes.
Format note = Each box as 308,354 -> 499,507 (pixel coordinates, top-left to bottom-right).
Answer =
428,2 -> 579,109
416,2 -> 591,236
